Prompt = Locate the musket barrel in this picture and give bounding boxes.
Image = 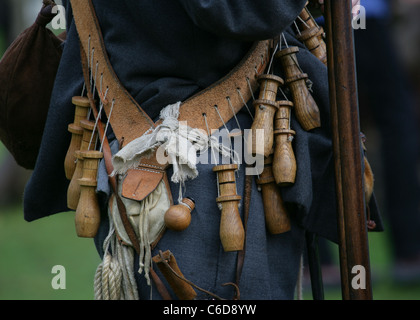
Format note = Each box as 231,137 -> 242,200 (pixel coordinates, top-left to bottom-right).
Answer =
325,0 -> 373,300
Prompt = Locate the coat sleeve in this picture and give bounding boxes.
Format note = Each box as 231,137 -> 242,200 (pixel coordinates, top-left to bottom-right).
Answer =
177,0 -> 307,41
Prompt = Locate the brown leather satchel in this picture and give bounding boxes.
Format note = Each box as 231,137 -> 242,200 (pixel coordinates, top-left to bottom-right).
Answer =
0,0 -> 64,169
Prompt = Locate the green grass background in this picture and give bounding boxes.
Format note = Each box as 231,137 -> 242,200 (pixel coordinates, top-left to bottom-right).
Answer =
0,206 -> 100,300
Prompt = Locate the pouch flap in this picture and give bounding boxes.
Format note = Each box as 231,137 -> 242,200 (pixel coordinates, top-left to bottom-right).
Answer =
121,167 -> 164,202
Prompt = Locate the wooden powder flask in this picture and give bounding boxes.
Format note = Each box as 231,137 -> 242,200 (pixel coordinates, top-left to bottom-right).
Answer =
213,163 -> 244,252
164,197 -> 195,231
297,27 -> 328,66
249,74 -> 284,157
298,5 -> 327,54
72,96 -> 91,124
67,119 -> 98,210
75,150 -> 103,238
67,150 -> 84,210
64,96 -> 91,180
273,100 -> 297,186
256,155 -> 291,234
152,250 -> 197,300
276,46 -> 321,131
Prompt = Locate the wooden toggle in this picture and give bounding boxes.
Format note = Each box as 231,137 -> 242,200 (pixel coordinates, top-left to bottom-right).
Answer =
256,156 -> 291,234
153,250 -> 197,300
75,150 -> 103,238
273,101 -> 297,186
164,197 -> 195,231
213,163 -> 244,252
67,119 -> 97,210
249,74 -> 284,157
276,46 -> 321,131
64,96 -> 90,179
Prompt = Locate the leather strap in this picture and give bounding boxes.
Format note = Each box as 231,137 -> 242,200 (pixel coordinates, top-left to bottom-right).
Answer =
70,0 -> 271,148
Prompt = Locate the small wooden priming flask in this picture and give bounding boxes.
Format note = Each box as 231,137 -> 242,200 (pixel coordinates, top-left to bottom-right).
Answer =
296,27 -> 328,66
67,119 -> 97,210
152,250 -> 197,300
75,150 -> 103,238
276,46 -> 321,131
64,96 -> 91,180
213,163 -> 244,252
298,5 -> 327,54
273,101 -> 297,186
249,74 -> 284,157
256,156 -> 291,234
164,197 -> 195,231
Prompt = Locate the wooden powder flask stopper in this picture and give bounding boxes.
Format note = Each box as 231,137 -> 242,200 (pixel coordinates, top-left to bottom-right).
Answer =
273,101 -> 297,186
297,27 -> 328,66
67,119 -> 98,210
164,197 -> 195,231
71,96 -> 91,124
256,156 -> 291,234
152,250 -> 197,300
275,46 -> 321,131
75,150 -> 103,238
64,96 -> 90,180
213,163 -> 244,252
249,74 -> 284,157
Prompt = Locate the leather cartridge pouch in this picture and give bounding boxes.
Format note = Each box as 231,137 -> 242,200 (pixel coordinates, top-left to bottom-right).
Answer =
113,161 -> 172,248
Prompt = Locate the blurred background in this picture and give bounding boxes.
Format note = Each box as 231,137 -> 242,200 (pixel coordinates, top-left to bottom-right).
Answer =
0,0 -> 419,300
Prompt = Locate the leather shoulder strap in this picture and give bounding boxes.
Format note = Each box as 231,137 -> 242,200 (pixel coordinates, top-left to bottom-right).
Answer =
70,0 -> 270,145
